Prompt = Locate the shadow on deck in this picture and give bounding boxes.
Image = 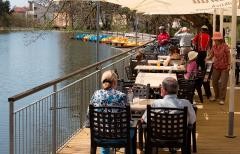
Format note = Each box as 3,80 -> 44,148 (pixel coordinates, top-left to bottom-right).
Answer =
58,89 -> 240,154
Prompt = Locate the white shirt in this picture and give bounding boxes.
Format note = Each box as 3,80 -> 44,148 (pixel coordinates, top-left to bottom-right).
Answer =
141,94 -> 196,124
174,31 -> 194,47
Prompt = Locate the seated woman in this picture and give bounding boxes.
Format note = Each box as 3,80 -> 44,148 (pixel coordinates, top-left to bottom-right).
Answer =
89,70 -> 127,154
131,51 -> 147,76
163,46 -> 181,66
184,51 -> 198,79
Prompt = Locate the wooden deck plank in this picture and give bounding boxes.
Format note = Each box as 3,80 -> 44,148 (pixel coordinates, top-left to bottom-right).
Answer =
58,90 -> 240,154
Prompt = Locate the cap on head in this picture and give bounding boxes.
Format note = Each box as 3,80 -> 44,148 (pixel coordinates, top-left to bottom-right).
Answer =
188,51 -> 198,61
159,26 -> 165,30
212,32 -> 223,40
201,25 -> 208,30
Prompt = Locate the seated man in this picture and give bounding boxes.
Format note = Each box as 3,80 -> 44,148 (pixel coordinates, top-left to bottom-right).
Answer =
141,77 -> 196,125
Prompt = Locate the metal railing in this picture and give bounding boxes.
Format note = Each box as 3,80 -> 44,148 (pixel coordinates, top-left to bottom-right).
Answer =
8,40 -> 154,154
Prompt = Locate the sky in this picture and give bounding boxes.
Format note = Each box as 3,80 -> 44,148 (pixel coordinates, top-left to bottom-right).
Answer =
9,0 -> 29,7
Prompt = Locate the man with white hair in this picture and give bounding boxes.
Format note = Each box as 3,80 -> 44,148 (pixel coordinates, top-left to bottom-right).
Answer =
174,27 -> 194,63
141,77 -> 196,124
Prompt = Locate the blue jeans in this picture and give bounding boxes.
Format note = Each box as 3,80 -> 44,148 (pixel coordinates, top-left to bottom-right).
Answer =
159,46 -> 168,55
100,147 -> 110,154
100,128 -> 135,154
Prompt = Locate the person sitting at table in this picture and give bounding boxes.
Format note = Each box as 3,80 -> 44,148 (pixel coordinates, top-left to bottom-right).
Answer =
163,46 -> 181,66
140,77 -> 196,153
89,70 -> 130,154
135,51 -> 146,63
184,51 -> 199,80
131,51 -> 147,76
141,77 -> 196,124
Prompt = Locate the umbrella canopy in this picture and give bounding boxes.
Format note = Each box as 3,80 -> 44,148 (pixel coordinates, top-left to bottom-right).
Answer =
104,0 -> 240,15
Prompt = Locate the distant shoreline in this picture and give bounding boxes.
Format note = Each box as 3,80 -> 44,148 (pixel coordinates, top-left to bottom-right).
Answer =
0,27 -> 36,31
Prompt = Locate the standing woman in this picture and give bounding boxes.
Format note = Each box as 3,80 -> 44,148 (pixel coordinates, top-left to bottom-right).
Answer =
207,32 -> 231,105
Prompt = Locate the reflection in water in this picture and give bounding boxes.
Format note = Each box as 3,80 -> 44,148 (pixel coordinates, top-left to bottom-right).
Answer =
0,31 -> 121,153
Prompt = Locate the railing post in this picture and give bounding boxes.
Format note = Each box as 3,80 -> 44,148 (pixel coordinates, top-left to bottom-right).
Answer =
52,85 -> 57,154
9,101 -> 14,154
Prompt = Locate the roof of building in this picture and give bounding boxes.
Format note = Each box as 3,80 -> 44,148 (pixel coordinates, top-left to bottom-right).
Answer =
13,7 -> 28,13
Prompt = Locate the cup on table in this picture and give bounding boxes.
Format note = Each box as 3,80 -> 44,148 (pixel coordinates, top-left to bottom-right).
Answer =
134,96 -> 140,105
156,61 -> 160,67
173,63 -> 178,68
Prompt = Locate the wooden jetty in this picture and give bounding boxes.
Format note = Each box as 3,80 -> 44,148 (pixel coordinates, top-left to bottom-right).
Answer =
58,89 -> 240,154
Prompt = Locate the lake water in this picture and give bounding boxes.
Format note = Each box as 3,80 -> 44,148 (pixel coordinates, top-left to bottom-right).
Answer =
0,31 -> 121,153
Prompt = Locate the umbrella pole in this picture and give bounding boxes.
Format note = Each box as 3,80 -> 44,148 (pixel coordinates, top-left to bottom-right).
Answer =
226,0 -> 237,138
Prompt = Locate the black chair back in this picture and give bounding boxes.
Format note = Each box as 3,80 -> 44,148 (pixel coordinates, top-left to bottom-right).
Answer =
89,104 -> 131,154
125,66 -> 136,81
178,79 -> 198,153
146,105 -> 188,154
144,53 -> 158,60
132,84 -> 151,99
178,79 -> 196,104
117,79 -> 134,94
130,59 -> 147,76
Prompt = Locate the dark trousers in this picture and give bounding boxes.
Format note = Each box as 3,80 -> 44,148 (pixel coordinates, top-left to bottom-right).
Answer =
197,51 -> 207,70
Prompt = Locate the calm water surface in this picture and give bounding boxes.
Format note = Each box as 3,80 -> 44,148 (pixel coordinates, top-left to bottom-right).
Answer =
0,31 -> 120,153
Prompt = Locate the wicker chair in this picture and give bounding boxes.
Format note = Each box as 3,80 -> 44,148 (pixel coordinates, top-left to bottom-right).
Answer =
145,105 -> 189,154
89,104 -> 131,154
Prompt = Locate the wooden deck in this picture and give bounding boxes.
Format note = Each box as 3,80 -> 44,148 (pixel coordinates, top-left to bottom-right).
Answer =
58,89 -> 240,154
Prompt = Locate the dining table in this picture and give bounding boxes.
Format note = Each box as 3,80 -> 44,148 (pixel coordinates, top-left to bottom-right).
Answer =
147,59 -> 181,65
135,72 -> 177,88
130,98 -> 155,111
134,65 -> 185,73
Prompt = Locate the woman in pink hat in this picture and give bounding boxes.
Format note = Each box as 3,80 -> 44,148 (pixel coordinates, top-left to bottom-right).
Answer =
207,32 -> 231,105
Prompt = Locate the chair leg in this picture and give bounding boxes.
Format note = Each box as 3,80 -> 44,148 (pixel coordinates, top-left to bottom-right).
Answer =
145,145 -> 152,154
192,123 -> 197,153
125,146 -> 130,154
187,129 -> 192,154
236,68 -> 239,85
196,85 -> 203,103
90,145 -> 97,154
138,125 -> 143,151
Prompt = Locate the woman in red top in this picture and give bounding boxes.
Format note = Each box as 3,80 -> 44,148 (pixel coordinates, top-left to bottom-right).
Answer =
207,32 -> 231,105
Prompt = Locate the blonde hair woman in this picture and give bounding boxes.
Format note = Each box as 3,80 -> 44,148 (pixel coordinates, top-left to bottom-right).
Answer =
89,70 -> 127,154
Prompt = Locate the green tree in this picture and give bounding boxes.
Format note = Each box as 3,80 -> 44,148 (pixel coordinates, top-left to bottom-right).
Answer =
0,0 -> 11,27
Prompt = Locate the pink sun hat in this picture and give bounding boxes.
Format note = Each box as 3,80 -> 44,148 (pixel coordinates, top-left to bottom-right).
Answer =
212,32 -> 223,40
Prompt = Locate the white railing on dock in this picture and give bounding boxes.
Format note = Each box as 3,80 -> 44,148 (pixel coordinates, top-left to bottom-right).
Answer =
8,40 -> 154,154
